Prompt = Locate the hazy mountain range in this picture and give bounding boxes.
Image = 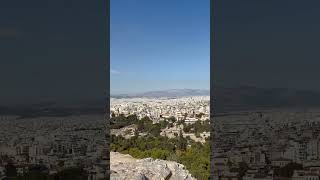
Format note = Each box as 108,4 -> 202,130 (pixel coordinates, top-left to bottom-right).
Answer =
213,85 -> 320,112
112,87 -> 320,111
3,87 -> 320,117
111,89 -> 210,98
112,86 -> 320,111
0,99 -> 106,118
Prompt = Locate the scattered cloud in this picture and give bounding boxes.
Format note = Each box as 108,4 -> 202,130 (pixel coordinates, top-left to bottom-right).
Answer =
111,69 -> 120,74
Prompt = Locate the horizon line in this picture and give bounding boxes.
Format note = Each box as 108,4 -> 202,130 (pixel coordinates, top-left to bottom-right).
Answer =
110,88 -> 210,95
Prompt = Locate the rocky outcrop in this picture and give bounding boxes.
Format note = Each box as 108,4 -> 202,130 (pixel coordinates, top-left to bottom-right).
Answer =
110,152 -> 196,180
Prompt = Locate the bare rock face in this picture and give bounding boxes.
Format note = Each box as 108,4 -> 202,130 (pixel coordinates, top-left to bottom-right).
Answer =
110,152 -> 196,180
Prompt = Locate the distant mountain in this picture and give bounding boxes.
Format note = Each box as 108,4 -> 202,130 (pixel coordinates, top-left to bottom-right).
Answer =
0,99 -> 106,118
111,89 -> 210,98
213,85 -> 320,113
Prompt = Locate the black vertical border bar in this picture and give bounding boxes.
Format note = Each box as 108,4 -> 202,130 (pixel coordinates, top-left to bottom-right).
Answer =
210,0 -> 215,178
106,0 -> 110,177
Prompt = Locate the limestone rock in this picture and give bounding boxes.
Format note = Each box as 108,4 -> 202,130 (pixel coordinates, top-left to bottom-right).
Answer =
110,152 -> 196,180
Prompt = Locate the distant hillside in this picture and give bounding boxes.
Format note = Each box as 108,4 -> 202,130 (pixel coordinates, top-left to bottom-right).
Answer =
111,89 -> 210,98
0,99 -> 106,118
213,85 -> 320,113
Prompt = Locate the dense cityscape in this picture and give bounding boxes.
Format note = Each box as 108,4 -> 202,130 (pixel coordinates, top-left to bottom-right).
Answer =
110,96 -> 211,179
110,96 -> 210,141
0,114 -> 108,180
213,109 -> 320,179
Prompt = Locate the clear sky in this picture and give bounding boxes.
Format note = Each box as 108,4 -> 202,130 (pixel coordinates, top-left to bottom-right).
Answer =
0,0 -> 106,105
215,0 -> 320,91
110,0 -> 210,94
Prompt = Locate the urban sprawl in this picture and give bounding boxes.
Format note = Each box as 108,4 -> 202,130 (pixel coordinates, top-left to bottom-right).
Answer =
4,98 -> 319,179
213,109 -> 320,180
110,96 -> 210,143
0,115 -> 108,179
110,96 -> 211,179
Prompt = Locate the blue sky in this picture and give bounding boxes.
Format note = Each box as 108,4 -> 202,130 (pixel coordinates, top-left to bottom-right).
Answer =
0,0 -> 107,105
110,0 -> 210,94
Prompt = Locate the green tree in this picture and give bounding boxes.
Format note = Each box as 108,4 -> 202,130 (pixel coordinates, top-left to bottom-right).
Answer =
5,163 -> 17,178
274,162 -> 303,177
238,162 -> 249,177
168,116 -> 177,123
58,160 -> 64,168
54,167 -> 87,180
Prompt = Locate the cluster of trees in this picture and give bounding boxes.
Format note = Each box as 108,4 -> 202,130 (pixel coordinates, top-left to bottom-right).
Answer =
136,116 -> 160,136
118,115 -> 176,137
238,162 -> 249,177
177,142 -> 210,179
136,116 -> 179,136
195,113 -> 205,119
167,116 -> 177,123
111,134 -> 183,156
273,162 -> 303,177
111,114 -> 172,135
183,120 -> 210,136
110,114 -> 211,178
110,114 -> 138,129
111,134 -> 210,179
